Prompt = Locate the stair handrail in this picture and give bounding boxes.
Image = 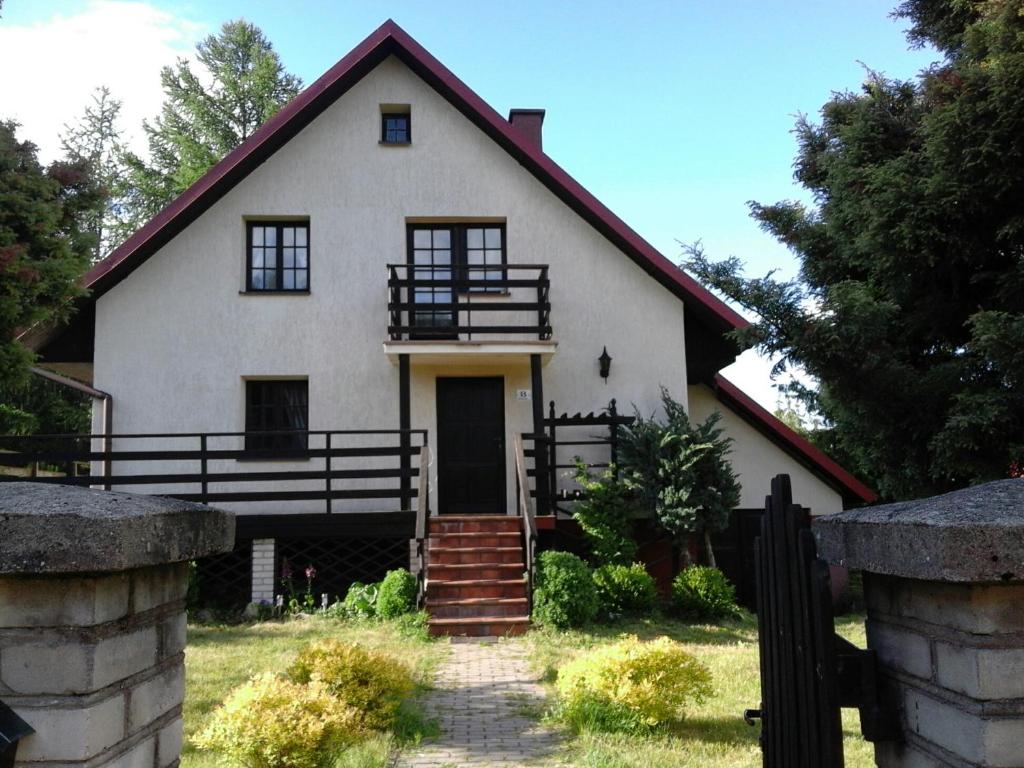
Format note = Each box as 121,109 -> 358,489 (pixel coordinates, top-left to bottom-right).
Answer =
414,444 -> 431,607
513,432 -> 538,608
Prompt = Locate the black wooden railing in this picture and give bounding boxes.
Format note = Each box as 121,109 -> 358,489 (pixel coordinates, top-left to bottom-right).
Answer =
387,263 -> 552,340
0,429 -> 428,513
520,399 -> 635,517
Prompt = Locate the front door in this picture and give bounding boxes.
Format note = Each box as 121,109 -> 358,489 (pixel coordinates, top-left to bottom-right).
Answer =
436,377 -> 506,514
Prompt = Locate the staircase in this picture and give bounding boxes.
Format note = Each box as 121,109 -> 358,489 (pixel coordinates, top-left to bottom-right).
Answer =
424,515 -> 531,637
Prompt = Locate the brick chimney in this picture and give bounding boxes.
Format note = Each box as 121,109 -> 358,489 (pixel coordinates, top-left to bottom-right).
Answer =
508,109 -> 545,151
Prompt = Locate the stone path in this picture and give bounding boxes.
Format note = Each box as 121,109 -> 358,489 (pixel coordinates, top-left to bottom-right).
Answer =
398,639 -> 564,767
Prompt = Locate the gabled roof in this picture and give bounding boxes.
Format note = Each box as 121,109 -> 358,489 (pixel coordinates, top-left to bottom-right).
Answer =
711,373 -> 877,506
75,19 -> 748,337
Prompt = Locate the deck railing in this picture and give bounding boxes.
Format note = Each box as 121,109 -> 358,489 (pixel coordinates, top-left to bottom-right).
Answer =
0,429 -> 428,514
387,263 -> 551,340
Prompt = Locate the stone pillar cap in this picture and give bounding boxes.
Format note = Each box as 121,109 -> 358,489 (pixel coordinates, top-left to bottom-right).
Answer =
0,482 -> 235,575
814,478 -> 1024,583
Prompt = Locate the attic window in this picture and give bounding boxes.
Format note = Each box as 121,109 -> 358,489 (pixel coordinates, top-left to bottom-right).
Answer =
381,108 -> 410,144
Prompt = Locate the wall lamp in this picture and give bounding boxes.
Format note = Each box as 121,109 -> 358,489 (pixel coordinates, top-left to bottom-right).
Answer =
598,346 -> 612,381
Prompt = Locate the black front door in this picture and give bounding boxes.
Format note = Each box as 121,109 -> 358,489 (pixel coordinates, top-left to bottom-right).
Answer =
436,377 -> 506,514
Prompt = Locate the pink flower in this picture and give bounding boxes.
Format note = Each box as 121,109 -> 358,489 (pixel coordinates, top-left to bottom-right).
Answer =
281,560 -> 293,580
305,564 -> 317,580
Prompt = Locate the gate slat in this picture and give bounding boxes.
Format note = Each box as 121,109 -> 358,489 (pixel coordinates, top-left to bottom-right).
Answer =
751,474 -> 847,768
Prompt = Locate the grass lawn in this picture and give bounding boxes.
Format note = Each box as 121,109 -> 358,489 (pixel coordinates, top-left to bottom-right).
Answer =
181,615 -> 445,768
510,612 -> 874,768
181,612 -> 873,768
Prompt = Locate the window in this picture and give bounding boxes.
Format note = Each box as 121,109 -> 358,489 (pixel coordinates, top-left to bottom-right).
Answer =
407,224 -> 507,333
245,380 -> 308,452
381,113 -> 410,144
247,221 -> 309,292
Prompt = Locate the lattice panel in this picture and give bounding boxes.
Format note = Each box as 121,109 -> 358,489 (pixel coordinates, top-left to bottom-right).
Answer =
194,538 -> 252,610
276,536 -> 410,603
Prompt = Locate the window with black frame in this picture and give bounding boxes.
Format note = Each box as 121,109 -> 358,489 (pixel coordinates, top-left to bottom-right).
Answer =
381,112 -> 410,144
407,224 -> 506,335
247,221 -> 309,292
245,380 -> 309,452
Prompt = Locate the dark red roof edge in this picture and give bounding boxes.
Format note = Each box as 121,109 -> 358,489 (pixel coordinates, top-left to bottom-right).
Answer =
712,373 -> 877,505
80,19 -> 748,334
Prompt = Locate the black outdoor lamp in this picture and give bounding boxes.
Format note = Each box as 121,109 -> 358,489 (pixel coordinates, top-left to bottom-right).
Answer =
598,347 -> 612,381
0,699 -> 34,768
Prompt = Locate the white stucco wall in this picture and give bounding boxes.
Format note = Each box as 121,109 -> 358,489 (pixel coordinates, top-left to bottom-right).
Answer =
687,384 -> 844,515
92,55 -> 690,515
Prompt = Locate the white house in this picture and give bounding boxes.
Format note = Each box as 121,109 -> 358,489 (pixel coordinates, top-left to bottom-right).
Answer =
22,21 -> 873,634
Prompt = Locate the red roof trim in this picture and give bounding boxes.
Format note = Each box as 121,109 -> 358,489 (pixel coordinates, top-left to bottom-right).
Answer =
81,19 -> 747,333
712,373 -> 877,505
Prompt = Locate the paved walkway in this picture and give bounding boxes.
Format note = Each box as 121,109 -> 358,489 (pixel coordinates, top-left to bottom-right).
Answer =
398,640 -> 564,767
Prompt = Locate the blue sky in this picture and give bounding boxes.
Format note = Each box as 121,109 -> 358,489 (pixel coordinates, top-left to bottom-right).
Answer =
1,1 -> 940,408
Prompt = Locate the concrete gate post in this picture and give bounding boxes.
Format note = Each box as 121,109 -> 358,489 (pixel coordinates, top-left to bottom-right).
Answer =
0,483 -> 234,768
815,479 -> 1024,768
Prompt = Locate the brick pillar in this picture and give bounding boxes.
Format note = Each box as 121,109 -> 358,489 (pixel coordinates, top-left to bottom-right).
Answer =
251,538 -> 276,604
0,483 -> 234,768
815,478 -> 1024,768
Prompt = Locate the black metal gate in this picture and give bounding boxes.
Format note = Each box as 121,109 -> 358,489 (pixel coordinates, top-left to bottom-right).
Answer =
746,474 -> 896,767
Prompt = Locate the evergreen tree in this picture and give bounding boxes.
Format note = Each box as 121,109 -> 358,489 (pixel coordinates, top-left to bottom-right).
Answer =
685,0 -> 1024,500
0,121 -> 99,395
117,20 -> 302,234
60,86 -> 126,261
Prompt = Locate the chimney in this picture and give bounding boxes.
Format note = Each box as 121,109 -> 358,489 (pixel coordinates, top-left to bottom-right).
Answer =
508,109 -> 545,151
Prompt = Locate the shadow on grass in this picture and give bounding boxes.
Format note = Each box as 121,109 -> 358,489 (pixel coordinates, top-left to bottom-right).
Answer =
527,612 -> 759,649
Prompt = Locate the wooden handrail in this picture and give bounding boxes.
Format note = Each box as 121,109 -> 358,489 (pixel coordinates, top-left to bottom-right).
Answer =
513,432 -> 538,608
415,445 -> 431,540
414,444 -> 431,607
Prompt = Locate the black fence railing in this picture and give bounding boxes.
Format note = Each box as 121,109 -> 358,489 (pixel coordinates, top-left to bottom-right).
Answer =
0,429 -> 429,513
521,399 -> 635,517
387,263 -> 551,340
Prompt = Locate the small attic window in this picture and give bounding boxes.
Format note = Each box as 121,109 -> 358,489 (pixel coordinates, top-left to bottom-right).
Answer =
380,105 -> 411,145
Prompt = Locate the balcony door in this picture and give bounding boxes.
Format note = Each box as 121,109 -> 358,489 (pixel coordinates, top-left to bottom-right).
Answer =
407,224 -> 506,337
436,377 -> 506,515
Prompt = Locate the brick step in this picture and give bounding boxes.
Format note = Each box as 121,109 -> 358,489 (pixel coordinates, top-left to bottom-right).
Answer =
427,615 -> 530,638
427,562 -> 524,581
426,597 -> 529,619
429,515 -> 521,535
427,578 -> 528,600
429,532 -> 522,548
428,547 -> 524,565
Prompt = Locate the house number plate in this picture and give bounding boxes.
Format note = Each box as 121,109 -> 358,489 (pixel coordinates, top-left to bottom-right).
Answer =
516,389 -> 532,401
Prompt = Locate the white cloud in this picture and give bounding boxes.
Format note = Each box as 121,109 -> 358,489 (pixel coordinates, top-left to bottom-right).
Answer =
0,1 -> 208,162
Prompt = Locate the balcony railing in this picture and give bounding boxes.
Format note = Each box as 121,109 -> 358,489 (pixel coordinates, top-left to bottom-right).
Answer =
0,429 -> 429,514
387,263 -> 552,340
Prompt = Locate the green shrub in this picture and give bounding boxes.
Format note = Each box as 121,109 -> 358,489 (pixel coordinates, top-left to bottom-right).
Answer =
532,551 -> 598,629
376,569 -> 417,619
195,672 -> 362,768
571,462 -> 638,565
287,639 -> 414,731
671,566 -> 740,620
555,635 -> 712,733
341,581 -> 379,619
593,563 -> 657,617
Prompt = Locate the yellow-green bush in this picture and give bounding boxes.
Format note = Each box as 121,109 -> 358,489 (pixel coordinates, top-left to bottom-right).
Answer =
195,673 -> 361,768
287,639 -> 414,731
555,635 -> 713,733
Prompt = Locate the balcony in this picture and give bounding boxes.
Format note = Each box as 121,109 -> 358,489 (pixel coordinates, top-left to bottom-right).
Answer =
384,263 -> 555,364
